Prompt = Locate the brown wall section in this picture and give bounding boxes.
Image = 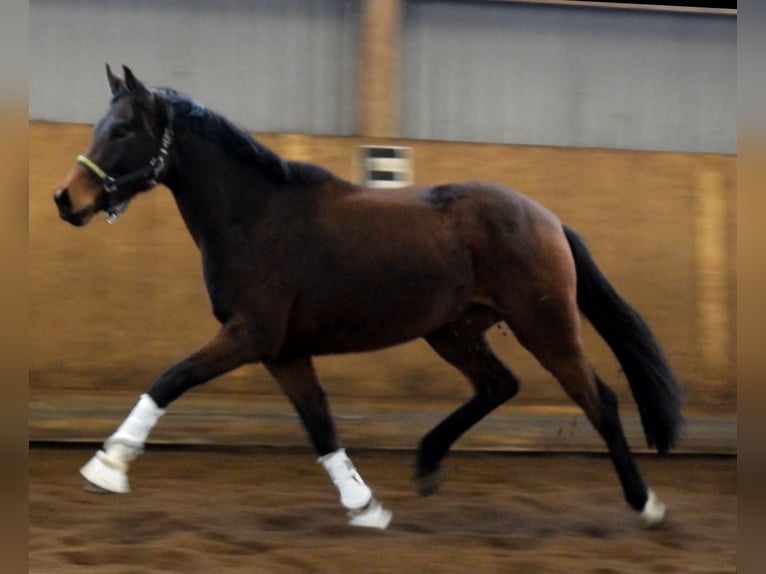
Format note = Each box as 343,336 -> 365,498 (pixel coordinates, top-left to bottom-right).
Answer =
30,123 -> 736,412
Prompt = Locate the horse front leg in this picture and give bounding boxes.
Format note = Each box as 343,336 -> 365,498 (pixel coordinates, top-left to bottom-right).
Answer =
264,356 -> 392,530
80,318 -> 255,493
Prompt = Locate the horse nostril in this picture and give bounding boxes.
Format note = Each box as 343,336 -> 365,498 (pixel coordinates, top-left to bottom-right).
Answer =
54,188 -> 72,213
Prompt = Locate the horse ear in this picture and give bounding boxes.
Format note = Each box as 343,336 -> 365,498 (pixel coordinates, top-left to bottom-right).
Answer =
122,65 -> 154,109
105,63 -> 123,95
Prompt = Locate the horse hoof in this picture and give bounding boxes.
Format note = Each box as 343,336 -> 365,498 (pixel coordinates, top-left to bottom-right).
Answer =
80,451 -> 130,494
640,489 -> 666,527
414,465 -> 443,497
83,480 -> 113,494
347,498 -> 392,530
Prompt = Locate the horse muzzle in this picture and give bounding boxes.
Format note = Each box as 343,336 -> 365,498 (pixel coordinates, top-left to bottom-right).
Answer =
53,187 -> 95,227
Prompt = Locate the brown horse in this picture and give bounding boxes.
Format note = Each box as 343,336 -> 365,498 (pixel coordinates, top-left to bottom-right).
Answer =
54,66 -> 682,530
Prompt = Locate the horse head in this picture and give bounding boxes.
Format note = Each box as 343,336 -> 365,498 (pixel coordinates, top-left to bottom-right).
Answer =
53,65 -> 173,226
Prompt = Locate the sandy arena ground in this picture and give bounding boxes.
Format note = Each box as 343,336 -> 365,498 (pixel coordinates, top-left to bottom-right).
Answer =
29,446 -> 735,573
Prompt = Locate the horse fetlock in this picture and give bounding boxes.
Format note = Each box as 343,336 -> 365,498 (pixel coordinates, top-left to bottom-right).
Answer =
318,449 -> 391,529
79,438 -> 143,494
640,489 -> 667,527
319,448 -> 374,510
414,462 -> 443,497
103,439 -> 143,468
339,481 -> 372,510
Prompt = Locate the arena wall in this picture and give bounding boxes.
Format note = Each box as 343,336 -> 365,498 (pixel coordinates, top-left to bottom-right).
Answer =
29,0 -> 736,448
30,0 -> 735,152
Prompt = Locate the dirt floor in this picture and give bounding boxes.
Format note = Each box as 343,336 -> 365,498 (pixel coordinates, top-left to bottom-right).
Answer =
29,446 -> 736,573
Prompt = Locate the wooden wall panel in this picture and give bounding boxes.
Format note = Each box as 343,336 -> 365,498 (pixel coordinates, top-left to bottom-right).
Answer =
357,0 -> 402,137
30,122 -> 735,412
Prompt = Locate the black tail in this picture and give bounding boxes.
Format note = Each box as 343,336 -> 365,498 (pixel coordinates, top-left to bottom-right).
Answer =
563,225 -> 684,453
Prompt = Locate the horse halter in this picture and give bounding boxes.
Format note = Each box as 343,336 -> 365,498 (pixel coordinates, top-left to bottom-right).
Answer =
76,98 -> 175,224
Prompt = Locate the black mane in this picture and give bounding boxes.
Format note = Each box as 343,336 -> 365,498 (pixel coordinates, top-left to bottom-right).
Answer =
158,89 -> 336,186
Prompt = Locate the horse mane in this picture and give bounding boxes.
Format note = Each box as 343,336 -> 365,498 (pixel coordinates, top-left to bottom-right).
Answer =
158,88 -> 336,186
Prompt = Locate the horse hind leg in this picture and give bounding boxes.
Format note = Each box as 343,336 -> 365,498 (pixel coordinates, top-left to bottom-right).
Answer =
417,308 -> 519,496
502,295 -> 666,526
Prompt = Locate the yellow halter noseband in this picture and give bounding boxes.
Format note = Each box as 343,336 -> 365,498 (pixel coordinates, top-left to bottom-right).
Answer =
76,155 -> 109,181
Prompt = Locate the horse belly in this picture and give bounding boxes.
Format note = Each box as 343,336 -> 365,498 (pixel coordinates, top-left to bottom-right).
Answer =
283,256 -> 474,356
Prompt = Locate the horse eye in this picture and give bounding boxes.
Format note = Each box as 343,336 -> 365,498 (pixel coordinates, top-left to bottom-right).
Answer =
112,125 -> 130,139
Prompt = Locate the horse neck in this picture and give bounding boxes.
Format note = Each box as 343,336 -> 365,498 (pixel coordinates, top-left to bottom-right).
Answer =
165,132 -> 280,250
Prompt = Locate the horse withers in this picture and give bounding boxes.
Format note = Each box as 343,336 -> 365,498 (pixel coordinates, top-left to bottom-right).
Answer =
53,65 -> 683,530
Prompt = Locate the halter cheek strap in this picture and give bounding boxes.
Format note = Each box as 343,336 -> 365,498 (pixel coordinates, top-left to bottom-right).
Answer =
76,99 -> 175,224
76,154 -> 123,223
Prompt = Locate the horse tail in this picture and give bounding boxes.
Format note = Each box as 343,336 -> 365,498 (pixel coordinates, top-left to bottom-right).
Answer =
563,225 -> 683,453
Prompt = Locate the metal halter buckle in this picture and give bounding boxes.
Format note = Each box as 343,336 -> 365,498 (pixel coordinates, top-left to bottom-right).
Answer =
103,176 -> 118,195
105,201 -> 128,224
103,176 -> 123,224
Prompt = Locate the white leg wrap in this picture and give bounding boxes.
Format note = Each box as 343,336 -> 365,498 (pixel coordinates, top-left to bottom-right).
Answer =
319,448 -> 373,510
106,394 -> 166,450
640,489 -> 667,527
80,394 -> 165,494
318,448 -> 392,529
